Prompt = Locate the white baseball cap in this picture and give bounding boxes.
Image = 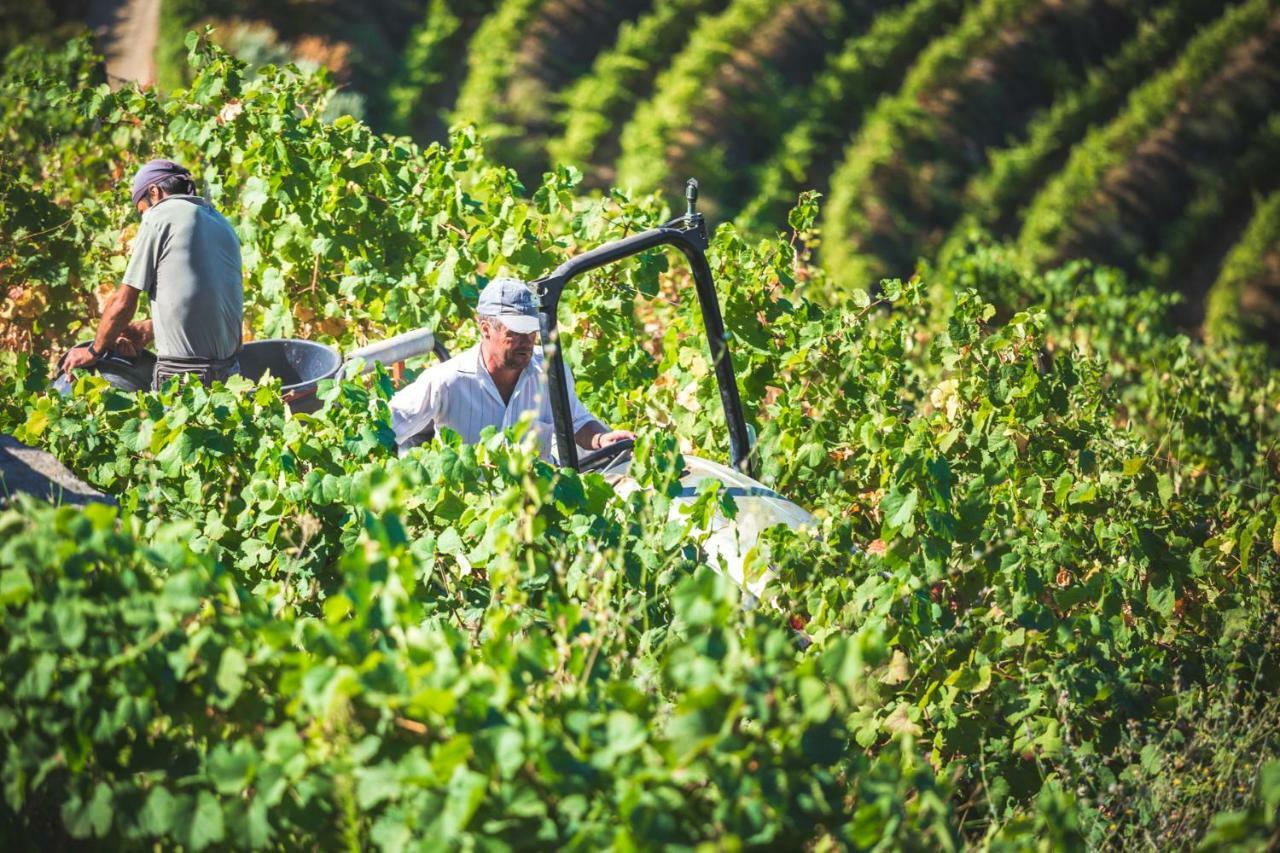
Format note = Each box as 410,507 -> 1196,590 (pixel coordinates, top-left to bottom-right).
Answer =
477,277 -> 540,334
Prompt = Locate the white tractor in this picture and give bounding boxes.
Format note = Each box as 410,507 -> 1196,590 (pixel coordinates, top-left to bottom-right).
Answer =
351,181 -> 815,601
528,180 -> 813,600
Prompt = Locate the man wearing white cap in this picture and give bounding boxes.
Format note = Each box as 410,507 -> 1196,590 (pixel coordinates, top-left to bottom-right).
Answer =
388,277 -> 633,460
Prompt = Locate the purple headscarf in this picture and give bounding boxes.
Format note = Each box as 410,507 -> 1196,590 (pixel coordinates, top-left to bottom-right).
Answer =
130,159 -> 192,206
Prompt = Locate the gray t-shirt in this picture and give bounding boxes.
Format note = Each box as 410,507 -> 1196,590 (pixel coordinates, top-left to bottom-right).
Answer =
123,195 -> 243,360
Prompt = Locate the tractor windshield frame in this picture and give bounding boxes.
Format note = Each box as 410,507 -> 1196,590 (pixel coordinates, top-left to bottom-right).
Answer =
530,180 -> 756,477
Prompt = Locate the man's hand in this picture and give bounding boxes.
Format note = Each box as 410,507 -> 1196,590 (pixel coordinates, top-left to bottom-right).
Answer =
112,320 -> 152,357
62,346 -> 99,381
592,429 -> 636,450
74,284 -> 141,371
574,421 -> 636,452
112,334 -> 138,357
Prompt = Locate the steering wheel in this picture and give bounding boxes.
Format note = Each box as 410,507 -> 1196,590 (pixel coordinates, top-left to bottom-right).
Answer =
577,437 -> 634,473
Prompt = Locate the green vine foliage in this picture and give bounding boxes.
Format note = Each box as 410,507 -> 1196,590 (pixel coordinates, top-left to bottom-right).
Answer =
1015,0 -> 1276,266
818,0 -> 1039,289
952,0 -> 1228,239
1,35 -> 1279,848
449,0 -> 548,173
386,0 -> 501,142
1205,188 -> 1280,347
547,0 -> 729,181
0,30 -> 581,359
735,0 -> 967,233
613,0 -> 788,196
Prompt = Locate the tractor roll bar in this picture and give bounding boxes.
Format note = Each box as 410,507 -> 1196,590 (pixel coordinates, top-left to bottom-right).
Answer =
532,179 -> 756,476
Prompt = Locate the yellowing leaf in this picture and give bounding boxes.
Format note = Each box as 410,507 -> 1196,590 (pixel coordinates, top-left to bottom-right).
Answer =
879,649 -> 910,685
882,703 -> 922,738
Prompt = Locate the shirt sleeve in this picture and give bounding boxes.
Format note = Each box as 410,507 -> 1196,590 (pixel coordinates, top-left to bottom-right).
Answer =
564,365 -> 600,433
389,370 -> 443,447
122,219 -> 161,297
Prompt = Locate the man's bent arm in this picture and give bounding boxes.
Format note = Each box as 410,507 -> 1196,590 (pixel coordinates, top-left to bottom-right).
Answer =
91,285 -> 141,353
388,371 -> 443,447
574,421 -> 636,451
564,368 -> 634,451
575,421 -> 607,449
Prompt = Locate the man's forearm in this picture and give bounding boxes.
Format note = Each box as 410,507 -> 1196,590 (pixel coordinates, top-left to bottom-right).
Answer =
91,288 -> 139,352
575,421 -> 608,449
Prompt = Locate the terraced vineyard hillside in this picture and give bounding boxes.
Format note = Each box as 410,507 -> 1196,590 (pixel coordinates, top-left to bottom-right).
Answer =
383,0 -> 1280,347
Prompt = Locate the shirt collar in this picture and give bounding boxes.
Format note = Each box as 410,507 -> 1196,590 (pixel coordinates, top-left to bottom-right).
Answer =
456,344 -> 480,375
468,344 -> 545,406
466,345 -> 502,407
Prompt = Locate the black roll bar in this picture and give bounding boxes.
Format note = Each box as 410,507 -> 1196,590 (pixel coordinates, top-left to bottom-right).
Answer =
531,179 -> 756,477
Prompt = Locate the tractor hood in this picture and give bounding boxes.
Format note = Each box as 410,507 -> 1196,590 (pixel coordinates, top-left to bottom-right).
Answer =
611,454 -> 814,600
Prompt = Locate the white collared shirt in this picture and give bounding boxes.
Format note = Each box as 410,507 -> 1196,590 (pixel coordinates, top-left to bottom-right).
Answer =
388,345 -> 598,458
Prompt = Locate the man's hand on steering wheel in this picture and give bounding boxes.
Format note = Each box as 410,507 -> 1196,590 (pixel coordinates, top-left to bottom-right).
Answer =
591,429 -> 635,450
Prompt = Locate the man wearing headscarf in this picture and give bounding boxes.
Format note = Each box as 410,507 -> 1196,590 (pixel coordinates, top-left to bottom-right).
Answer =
62,159 -> 244,389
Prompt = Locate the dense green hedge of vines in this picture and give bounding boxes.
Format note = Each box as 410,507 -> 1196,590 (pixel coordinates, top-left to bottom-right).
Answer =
1,35 -> 1279,850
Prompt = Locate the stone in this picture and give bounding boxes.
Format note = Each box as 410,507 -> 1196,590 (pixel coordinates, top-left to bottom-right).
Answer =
0,434 -> 114,508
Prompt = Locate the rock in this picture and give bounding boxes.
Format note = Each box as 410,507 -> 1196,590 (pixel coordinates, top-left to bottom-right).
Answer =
0,434 -> 114,508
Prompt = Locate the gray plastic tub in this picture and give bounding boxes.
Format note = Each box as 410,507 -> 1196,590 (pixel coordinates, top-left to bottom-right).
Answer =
54,338 -> 342,414
238,339 -> 342,413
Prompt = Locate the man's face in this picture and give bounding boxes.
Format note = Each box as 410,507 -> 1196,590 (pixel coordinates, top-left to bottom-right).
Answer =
481,317 -> 537,371
135,186 -> 161,217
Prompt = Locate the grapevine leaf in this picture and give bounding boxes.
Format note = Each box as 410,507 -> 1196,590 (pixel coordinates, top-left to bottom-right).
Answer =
881,487 -> 918,530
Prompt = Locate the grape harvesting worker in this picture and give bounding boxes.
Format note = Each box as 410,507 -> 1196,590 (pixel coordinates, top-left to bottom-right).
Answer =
62,159 -> 244,389
389,277 -> 634,460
